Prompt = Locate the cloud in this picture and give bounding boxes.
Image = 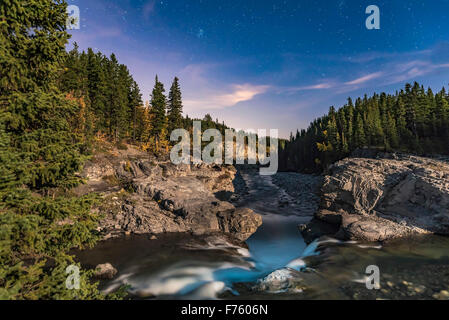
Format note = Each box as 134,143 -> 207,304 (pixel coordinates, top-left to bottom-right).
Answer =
280,82 -> 335,94
384,60 -> 449,85
281,56 -> 449,95
306,83 -> 333,89
184,84 -> 270,110
341,50 -> 431,64
344,72 -> 383,85
142,0 -> 156,20
297,82 -> 334,90
217,84 -> 270,106
179,63 -> 215,85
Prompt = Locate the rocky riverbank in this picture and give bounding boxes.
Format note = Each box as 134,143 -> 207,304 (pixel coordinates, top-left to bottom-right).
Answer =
271,172 -> 322,216
79,144 -> 449,245
301,153 -> 449,242
76,145 -> 262,242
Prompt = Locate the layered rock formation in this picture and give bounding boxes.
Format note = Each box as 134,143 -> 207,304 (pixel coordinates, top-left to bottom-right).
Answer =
79,147 -> 262,241
301,154 -> 449,242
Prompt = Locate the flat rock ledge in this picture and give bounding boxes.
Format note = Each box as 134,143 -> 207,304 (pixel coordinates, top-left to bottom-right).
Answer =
301,154 -> 449,242
81,150 -> 262,242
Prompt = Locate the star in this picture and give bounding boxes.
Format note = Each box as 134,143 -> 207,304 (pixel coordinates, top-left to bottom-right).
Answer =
196,28 -> 205,39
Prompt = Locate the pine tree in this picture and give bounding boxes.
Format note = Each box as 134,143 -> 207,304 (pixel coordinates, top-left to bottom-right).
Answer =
60,43 -> 88,96
167,77 -> 183,138
109,58 -> 131,140
436,92 -> 449,144
327,113 -> 338,153
385,112 -> 399,149
395,94 -> 408,140
86,49 -> 108,132
129,81 -> 143,141
341,132 -> 349,154
0,0 -> 104,299
135,103 -> 151,142
354,113 -> 366,148
404,83 -> 418,137
149,76 -> 167,145
345,99 -> 355,149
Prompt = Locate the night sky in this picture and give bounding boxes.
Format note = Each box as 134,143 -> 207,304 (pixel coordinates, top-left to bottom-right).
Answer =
68,0 -> 449,138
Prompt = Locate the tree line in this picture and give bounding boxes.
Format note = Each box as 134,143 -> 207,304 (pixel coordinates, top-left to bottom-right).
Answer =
0,0 -> 113,299
280,82 -> 449,172
59,45 -> 231,151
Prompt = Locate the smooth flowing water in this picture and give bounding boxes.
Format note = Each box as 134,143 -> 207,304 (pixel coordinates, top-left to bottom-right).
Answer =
75,173 -> 318,299
75,172 -> 449,300
75,214 -> 316,299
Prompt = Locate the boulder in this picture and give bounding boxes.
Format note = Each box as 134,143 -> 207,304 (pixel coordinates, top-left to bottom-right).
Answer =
217,208 -> 263,241
302,154 -> 449,242
94,263 -> 117,280
252,268 -> 305,293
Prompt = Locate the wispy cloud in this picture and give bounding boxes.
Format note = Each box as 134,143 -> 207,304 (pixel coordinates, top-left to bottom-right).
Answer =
294,82 -> 334,91
341,50 -> 431,64
175,62 -> 272,111
277,44 -> 449,96
217,84 -> 271,106
344,72 -> 383,85
278,82 -> 335,94
179,63 -> 216,86
385,60 -> 449,85
184,83 -> 270,110
284,55 -> 449,95
142,0 -> 156,20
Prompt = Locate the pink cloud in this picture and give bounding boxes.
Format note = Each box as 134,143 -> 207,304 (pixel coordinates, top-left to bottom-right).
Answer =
344,72 -> 383,85
217,84 -> 270,106
283,82 -> 334,93
184,83 -> 270,110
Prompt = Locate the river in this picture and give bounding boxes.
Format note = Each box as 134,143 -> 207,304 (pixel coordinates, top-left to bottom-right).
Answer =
75,171 -> 449,300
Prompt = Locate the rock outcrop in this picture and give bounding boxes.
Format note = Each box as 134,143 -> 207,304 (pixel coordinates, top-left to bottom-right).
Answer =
301,154 -> 449,242
79,147 -> 262,241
